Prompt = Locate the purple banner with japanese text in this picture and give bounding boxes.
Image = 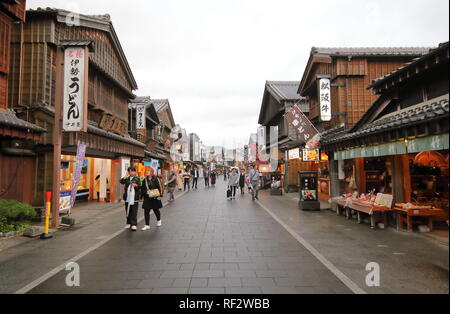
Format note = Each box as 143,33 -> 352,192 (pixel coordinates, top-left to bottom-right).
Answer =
70,144 -> 87,209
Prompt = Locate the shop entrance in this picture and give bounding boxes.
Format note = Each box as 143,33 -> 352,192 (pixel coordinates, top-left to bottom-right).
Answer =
60,155 -> 113,209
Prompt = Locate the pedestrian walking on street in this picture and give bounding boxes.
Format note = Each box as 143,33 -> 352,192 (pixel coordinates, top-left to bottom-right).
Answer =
191,166 -> 200,190
203,168 -> 210,188
166,171 -> 177,202
141,168 -> 164,231
183,169 -> 191,192
176,170 -> 183,191
210,171 -> 217,187
248,165 -> 261,201
224,169 -> 228,181
120,167 -> 141,231
239,169 -> 246,195
227,168 -> 240,200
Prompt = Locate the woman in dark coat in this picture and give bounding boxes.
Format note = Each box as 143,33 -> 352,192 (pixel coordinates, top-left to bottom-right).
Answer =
239,169 -> 246,195
141,168 -> 164,231
210,171 -> 217,187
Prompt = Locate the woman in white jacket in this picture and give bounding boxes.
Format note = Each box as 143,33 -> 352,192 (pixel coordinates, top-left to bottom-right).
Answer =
228,168 -> 240,200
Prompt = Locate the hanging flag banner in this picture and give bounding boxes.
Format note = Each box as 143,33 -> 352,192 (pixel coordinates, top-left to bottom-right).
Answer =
70,144 -> 87,209
318,78 -> 332,122
63,47 -> 88,132
150,159 -> 160,174
284,105 -> 320,146
136,105 -> 146,130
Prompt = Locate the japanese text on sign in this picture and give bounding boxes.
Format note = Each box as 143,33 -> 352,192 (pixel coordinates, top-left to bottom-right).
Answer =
284,105 -> 319,145
318,78 -> 332,122
63,47 -> 87,132
136,105 -> 146,130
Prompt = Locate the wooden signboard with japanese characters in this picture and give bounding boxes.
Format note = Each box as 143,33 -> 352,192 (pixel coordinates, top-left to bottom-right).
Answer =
318,78 -> 332,122
63,47 -> 89,132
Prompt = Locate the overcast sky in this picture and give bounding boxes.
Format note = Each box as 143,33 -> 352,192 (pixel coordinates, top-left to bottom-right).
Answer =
28,0 -> 449,148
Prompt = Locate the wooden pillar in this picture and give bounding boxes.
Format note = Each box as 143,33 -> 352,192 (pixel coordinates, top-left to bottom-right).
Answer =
51,47 -> 63,229
89,157 -> 95,200
401,154 -> 412,203
355,158 -> 366,193
110,159 -> 117,202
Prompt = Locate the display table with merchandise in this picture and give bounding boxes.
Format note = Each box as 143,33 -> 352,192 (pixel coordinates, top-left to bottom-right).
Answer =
395,204 -> 447,232
334,195 -> 393,229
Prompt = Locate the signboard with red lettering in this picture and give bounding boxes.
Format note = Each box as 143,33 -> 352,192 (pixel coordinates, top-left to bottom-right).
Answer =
63,47 -> 88,132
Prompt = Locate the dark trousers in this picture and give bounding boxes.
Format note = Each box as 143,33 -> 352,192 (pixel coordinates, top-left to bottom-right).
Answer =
229,186 -> 237,198
125,202 -> 139,226
145,207 -> 161,226
205,178 -> 210,187
192,178 -> 198,189
184,179 -> 190,191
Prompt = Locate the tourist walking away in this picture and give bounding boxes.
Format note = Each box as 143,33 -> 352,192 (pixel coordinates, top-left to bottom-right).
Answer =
239,169 -> 246,195
224,169 -> 228,181
141,168 -> 164,230
191,167 -> 200,189
166,171 -> 177,202
183,169 -> 191,192
228,168 -> 240,200
248,165 -> 261,201
203,168 -> 210,188
211,171 -> 217,187
176,170 -> 183,191
120,167 -> 141,231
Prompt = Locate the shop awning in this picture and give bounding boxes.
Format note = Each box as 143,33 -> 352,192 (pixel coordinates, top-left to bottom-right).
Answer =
335,134 -> 449,161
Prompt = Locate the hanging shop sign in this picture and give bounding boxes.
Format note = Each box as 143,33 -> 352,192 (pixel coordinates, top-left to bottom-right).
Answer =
288,148 -> 300,160
284,105 -> 320,145
333,134 -> 449,161
136,105 -> 146,130
99,114 -> 128,137
318,78 -> 332,122
63,47 -> 88,132
407,134 -> 449,154
303,149 -> 320,162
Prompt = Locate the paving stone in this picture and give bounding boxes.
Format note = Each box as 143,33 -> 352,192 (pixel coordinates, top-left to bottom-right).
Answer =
225,287 -> 262,295
225,270 -> 257,278
242,278 -> 276,288
189,288 -> 225,294
192,270 -> 225,278
208,278 -> 242,288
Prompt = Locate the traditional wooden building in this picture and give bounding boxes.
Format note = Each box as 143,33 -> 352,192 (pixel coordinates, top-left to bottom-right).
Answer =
0,0 -> 48,204
7,8 -> 145,207
296,47 -> 432,201
151,99 -> 176,175
257,81 -> 309,192
322,42 -> 449,225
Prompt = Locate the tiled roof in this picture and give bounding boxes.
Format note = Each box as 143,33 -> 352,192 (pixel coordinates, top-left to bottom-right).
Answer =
0,110 -> 46,133
370,42 -> 449,89
322,95 -> 449,145
150,99 -> 170,112
88,121 -> 146,148
266,81 -> 303,102
311,47 -> 432,57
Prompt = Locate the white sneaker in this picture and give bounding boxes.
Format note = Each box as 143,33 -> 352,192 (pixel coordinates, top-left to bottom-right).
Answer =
142,226 -> 151,231
157,221 -> 162,227
125,224 -> 131,229
131,226 -> 137,231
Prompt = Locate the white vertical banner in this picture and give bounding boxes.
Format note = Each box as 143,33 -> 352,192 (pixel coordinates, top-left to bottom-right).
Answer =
63,47 -> 88,132
318,78 -> 332,122
136,105 -> 146,130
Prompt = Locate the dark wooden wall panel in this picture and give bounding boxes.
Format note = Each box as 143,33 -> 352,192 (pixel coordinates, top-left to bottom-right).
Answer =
0,153 -> 35,204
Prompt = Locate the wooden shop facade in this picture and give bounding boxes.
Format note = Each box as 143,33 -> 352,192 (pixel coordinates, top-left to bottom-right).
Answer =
321,42 -> 449,230
5,8 -> 146,208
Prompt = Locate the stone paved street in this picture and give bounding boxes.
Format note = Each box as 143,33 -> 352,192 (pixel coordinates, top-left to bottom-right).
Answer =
27,180 -> 351,294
